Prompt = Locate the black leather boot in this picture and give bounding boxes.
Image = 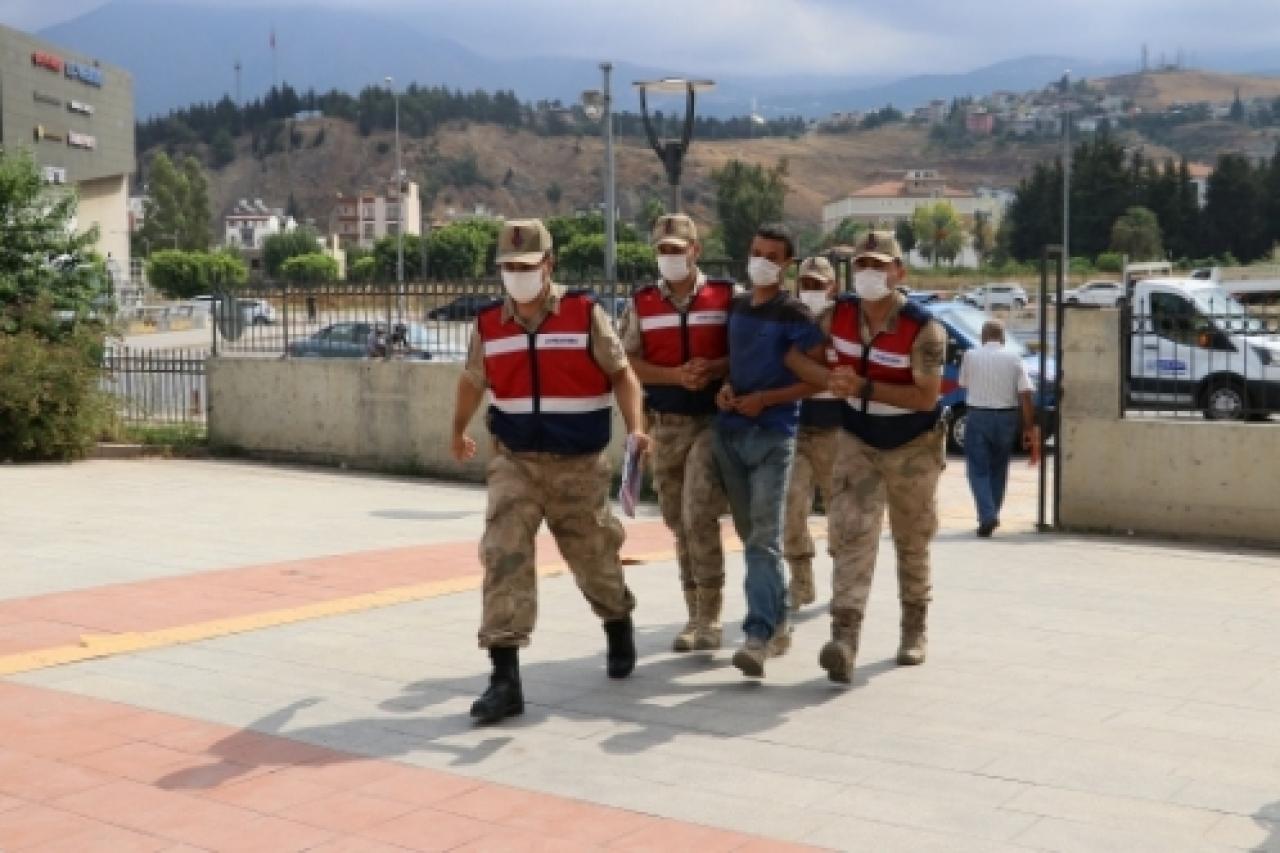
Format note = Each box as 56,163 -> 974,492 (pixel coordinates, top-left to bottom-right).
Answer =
470,646 -> 523,723
603,617 -> 636,679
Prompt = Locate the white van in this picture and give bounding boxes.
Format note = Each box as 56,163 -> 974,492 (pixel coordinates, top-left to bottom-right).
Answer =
1128,277 -> 1280,419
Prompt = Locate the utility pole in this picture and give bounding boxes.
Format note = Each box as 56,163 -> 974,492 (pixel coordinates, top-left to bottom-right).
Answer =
234,58 -> 242,106
1062,70 -> 1072,288
385,76 -> 405,310
601,62 -> 617,285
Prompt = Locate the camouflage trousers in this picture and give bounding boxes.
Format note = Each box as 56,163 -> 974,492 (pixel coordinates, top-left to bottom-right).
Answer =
649,413 -> 727,593
783,426 -> 838,566
477,446 -> 635,649
828,424 -> 946,632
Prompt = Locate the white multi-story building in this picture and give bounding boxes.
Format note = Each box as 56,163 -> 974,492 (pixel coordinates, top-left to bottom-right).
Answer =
223,198 -> 297,250
331,181 -> 421,250
822,170 -> 1009,234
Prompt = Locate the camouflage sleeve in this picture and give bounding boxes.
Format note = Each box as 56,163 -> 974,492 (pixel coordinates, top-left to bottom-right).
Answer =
911,319 -> 947,378
618,303 -> 643,356
590,305 -> 631,376
462,324 -> 488,389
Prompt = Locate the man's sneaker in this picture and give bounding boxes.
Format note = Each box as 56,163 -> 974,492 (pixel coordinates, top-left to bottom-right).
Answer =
767,622 -> 793,657
818,640 -> 855,684
732,637 -> 769,678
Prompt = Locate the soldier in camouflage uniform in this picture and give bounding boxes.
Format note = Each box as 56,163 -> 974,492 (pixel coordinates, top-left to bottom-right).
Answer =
783,257 -> 842,611
785,231 -> 947,683
452,219 -> 652,723
619,215 -> 731,652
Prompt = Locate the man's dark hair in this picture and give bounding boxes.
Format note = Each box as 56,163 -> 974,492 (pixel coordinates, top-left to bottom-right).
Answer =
754,222 -> 796,260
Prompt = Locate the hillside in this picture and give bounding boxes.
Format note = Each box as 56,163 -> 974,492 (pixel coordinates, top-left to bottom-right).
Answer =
1100,70 -> 1280,110
182,119 -> 1120,236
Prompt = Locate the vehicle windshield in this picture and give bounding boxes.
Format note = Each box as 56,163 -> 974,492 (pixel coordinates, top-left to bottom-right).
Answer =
1191,288 -> 1265,333
929,303 -> 1028,356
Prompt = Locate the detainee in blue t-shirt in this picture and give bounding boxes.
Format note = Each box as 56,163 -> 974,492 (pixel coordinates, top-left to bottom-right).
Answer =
713,222 -> 826,680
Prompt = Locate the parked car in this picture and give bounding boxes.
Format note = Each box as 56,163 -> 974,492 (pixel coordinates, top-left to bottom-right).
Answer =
190,295 -> 276,324
955,284 -> 1029,310
1063,280 -> 1124,306
287,321 -> 463,360
902,288 -> 942,305
426,294 -> 494,321
926,301 -> 1057,452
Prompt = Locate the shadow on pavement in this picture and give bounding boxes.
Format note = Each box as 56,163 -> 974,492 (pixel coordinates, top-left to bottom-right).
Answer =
155,611 -> 898,792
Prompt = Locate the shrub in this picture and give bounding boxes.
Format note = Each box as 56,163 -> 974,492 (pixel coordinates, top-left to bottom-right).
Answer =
1096,252 -> 1124,273
0,325 -> 110,461
280,253 -> 338,285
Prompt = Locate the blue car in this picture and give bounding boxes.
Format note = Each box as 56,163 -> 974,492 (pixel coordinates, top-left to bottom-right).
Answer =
925,301 -> 1057,452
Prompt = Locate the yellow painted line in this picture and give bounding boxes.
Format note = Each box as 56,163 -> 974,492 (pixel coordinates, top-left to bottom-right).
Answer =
0,546 -> 698,676
0,526 -> 842,677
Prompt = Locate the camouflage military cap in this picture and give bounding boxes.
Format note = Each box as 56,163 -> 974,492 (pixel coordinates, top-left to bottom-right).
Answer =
652,214 -> 698,249
497,219 -> 553,264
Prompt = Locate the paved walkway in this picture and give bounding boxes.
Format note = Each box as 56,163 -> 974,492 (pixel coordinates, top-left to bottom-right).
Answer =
1,459 -> 1278,851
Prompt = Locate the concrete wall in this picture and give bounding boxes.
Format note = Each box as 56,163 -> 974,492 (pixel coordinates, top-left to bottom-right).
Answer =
207,358 -> 626,481
1060,309 -> 1280,546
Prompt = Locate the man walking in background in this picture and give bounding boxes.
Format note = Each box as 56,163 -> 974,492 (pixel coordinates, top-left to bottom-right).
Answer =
783,256 -> 842,612
619,214 -> 731,652
959,319 -> 1038,538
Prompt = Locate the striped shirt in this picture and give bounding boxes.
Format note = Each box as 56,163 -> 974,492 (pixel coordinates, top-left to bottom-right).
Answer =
959,343 -> 1033,409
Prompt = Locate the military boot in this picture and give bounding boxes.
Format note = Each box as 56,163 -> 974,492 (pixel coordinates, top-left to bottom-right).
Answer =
671,589 -> 700,652
604,616 -> 636,678
732,635 -> 769,678
768,620 -> 793,657
693,587 -> 723,651
470,646 -> 523,724
897,603 -> 928,666
818,616 -> 861,684
788,558 -> 816,612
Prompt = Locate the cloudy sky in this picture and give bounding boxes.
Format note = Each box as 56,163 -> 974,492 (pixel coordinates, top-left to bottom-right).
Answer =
6,0 -> 1280,76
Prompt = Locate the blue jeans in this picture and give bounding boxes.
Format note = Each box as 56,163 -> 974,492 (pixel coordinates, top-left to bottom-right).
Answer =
964,409 -> 1020,526
712,425 -> 796,641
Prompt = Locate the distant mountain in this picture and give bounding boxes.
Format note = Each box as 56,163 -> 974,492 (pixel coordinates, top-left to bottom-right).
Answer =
31,2 -> 1167,121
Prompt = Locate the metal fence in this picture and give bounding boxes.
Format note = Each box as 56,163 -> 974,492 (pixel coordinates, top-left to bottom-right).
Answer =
1121,297 -> 1280,421
101,347 -> 208,426
211,279 -> 648,359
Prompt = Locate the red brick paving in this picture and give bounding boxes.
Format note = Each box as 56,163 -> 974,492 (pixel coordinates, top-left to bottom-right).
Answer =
0,521 -> 682,658
0,682 -> 810,851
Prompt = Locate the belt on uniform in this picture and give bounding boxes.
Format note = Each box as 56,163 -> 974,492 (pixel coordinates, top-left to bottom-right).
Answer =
968,406 -> 1018,412
649,412 -> 712,424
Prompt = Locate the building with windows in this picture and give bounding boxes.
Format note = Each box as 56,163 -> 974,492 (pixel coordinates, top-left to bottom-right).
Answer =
224,198 -> 297,251
330,181 -> 421,249
822,170 -> 1008,234
0,24 -> 135,270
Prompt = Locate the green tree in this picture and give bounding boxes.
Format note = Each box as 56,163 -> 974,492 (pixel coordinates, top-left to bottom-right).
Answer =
179,156 -> 212,250
971,211 -> 995,266
263,227 -> 322,278
423,220 -> 500,279
639,196 -> 666,235
349,255 -> 378,282
894,219 -> 918,256
1203,153 -> 1268,263
912,202 -> 966,266
0,149 -> 102,335
711,159 -> 788,260
825,217 -> 864,248
280,253 -> 338,285
615,241 -> 657,279
210,129 -> 236,169
1109,206 -> 1164,260
138,152 -> 185,252
146,250 -> 246,299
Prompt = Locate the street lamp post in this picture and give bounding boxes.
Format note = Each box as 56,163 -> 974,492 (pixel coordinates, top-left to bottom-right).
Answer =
385,76 -> 405,313
582,63 -> 617,285
1062,70 -> 1072,288
633,77 -> 715,213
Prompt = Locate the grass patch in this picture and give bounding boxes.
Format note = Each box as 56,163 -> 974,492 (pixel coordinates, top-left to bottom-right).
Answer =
119,423 -> 208,450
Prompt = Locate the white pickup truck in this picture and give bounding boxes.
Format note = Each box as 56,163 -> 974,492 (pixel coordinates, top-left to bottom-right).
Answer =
1127,276 -> 1280,419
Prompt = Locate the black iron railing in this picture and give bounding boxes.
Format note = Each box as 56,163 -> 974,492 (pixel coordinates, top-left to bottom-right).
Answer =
101,346 -> 208,425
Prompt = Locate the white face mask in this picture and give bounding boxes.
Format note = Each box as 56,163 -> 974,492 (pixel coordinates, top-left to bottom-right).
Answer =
799,290 -> 831,314
853,269 -> 890,301
657,254 -> 691,283
502,269 -> 545,303
747,256 -> 782,287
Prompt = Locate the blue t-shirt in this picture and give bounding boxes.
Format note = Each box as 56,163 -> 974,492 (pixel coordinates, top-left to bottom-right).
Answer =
718,291 -> 825,436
